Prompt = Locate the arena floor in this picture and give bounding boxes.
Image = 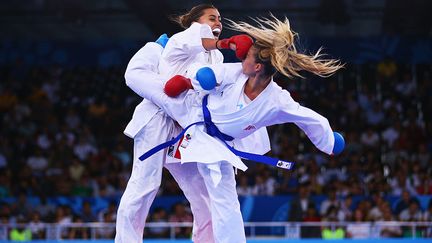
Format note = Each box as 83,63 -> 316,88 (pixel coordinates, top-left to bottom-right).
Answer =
1,239 -> 430,243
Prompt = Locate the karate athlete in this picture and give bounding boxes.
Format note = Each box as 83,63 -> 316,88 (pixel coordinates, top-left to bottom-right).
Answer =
116,35 -> 215,243
118,4 -> 262,243
125,16 -> 344,243
158,4 -> 270,242
160,4 -> 271,159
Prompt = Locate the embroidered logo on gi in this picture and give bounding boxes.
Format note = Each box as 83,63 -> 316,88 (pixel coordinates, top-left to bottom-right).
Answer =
243,125 -> 256,131
276,160 -> 293,170
167,137 -> 176,157
180,134 -> 192,148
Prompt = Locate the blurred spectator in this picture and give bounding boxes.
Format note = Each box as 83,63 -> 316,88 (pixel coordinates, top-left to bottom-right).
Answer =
168,202 -> 192,238
112,144 -> 131,167
97,202 -> 117,222
54,206 -> 73,238
288,182 -> 315,221
381,121 -> 400,148
366,102 -> 384,127
321,226 -> 345,239
321,205 -> 345,239
300,159 -> 325,195
399,200 -> 423,221
394,190 -> 419,215
11,193 -> 32,218
378,204 -> 402,238
337,194 -> 353,222
368,193 -> 386,221
360,128 -> 380,148
96,212 -> 115,239
416,170 -> 432,195
320,189 -> 340,216
424,200 -> 432,237
34,196 -> 55,221
322,159 -> 346,184
391,173 -> 417,197
377,57 -> 397,81
36,128 -> 52,150
395,72 -> 416,98
26,149 -> 48,177
423,199 -> 432,221
236,175 -> 252,196
28,212 -> 45,239
399,199 -> 424,238
80,201 -> 96,223
71,173 -> 94,197
68,158 -> 85,182
0,215 -> 8,240
0,153 -> 7,170
346,209 -> 370,239
251,175 -> 273,196
147,207 -> 169,238
288,182 -> 317,238
9,215 -> 32,241
68,215 -> 89,239
302,204 -> 321,238
0,169 -> 11,198
73,137 -> 97,161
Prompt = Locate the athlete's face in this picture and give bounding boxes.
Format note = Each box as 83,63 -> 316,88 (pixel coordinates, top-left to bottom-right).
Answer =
197,8 -> 222,39
242,47 -> 259,77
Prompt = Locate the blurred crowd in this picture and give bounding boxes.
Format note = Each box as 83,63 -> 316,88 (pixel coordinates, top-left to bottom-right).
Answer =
0,58 -> 431,239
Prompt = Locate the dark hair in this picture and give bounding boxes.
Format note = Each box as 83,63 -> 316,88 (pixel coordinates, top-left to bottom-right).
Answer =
172,4 -> 216,29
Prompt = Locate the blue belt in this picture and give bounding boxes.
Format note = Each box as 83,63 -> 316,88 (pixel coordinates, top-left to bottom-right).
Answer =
139,95 -> 295,170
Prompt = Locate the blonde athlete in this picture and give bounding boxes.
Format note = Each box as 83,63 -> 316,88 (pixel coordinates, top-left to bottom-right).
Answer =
117,4 -> 263,243
125,16 -> 344,243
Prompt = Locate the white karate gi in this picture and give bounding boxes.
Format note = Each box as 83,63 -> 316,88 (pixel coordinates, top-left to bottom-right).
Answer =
116,26 -> 215,242
126,43 -> 335,243
158,22 -> 250,243
126,44 -> 335,169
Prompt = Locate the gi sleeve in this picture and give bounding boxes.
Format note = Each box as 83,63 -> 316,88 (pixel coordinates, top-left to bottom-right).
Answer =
162,22 -> 214,63
275,89 -> 335,155
124,42 -> 168,101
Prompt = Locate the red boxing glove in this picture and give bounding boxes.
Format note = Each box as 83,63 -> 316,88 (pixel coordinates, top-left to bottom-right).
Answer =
218,34 -> 254,60
164,75 -> 193,97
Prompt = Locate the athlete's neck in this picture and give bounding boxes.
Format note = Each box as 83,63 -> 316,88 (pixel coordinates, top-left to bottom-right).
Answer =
244,75 -> 271,100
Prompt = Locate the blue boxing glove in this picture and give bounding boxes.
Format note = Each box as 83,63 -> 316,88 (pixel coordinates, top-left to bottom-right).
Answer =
155,33 -> 169,48
196,67 -> 217,90
332,132 -> 345,155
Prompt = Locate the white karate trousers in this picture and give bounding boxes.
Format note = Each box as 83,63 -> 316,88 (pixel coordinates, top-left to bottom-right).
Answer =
115,111 -> 214,243
197,161 -> 246,243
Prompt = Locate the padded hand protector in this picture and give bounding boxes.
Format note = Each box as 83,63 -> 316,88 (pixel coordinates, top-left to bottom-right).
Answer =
196,67 -> 217,90
155,33 -> 169,48
332,132 -> 345,155
164,75 -> 192,97
219,34 -> 254,60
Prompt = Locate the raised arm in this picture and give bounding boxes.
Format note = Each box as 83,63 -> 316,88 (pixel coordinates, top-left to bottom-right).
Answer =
123,41 -> 178,111
164,22 -> 253,62
162,23 -> 216,62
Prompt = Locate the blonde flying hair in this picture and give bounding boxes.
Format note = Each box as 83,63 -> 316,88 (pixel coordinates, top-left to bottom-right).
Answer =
226,15 -> 343,78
